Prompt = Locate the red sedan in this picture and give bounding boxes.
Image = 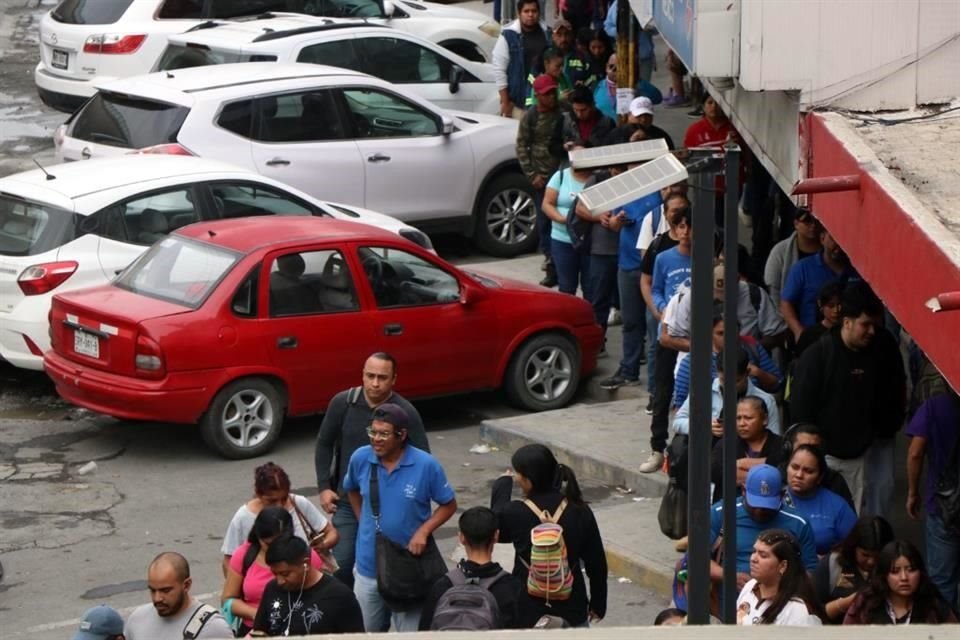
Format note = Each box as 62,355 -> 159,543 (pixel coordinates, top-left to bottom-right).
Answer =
44,217 -> 602,458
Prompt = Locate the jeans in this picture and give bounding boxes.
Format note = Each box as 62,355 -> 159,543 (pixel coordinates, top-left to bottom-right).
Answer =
650,344 -> 678,453
552,238 -> 589,296
587,254 -> 618,331
926,513 -> 960,612
645,309 -> 658,395
863,437 -> 895,520
617,268 -> 646,380
536,187 -> 551,259
331,505 -> 358,588
353,571 -> 422,632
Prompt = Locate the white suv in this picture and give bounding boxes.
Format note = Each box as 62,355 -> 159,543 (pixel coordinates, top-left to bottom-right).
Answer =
157,17 -> 499,114
55,63 -> 537,257
36,0 -> 500,113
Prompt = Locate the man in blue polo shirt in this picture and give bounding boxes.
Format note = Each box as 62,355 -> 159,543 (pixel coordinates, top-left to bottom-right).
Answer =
709,464 -> 817,591
780,228 -> 859,341
343,403 -> 457,632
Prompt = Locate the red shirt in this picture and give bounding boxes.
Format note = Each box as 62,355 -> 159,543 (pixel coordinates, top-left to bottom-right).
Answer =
683,118 -> 732,149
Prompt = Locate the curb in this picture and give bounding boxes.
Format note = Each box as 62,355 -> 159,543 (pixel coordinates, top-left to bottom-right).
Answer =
604,540 -> 675,597
480,419 -> 669,498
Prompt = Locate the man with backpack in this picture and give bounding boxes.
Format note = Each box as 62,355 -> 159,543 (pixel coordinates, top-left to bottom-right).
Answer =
906,380 -> 960,612
314,352 -> 430,587
419,507 -> 522,631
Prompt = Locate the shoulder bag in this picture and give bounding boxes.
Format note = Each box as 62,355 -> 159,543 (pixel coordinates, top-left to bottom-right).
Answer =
292,497 -> 339,575
369,462 -> 447,610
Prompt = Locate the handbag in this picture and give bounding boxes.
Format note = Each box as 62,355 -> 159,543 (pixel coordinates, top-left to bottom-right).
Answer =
369,462 -> 447,610
657,478 -> 688,540
291,497 -> 339,576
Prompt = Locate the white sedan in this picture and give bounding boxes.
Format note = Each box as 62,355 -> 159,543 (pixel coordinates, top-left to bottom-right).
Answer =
0,154 -> 431,371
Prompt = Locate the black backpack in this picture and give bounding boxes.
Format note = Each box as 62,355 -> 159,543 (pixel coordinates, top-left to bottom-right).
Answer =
934,395 -> 960,532
429,567 -> 509,631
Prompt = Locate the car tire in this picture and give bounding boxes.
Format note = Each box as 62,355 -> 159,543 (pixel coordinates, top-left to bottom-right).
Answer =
504,332 -> 581,411
200,378 -> 285,459
473,173 -> 538,257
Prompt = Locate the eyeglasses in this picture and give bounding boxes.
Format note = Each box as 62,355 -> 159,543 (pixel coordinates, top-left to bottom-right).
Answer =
366,427 -> 394,441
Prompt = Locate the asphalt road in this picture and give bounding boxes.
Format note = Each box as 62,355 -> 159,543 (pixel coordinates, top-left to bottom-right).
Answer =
0,0 -> 669,632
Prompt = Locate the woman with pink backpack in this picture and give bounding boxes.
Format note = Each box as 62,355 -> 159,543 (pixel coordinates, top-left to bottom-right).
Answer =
491,444 -> 607,627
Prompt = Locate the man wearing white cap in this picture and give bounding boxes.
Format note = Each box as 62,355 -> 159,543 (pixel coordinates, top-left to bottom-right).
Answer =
604,96 -> 674,149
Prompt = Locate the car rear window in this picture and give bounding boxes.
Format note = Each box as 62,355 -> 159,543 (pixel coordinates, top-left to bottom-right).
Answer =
51,0 -> 135,24
0,193 -> 77,257
157,44 -> 277,71
206,0 -> 384,19
70,92 -> 189,150
115,236 -> 239,308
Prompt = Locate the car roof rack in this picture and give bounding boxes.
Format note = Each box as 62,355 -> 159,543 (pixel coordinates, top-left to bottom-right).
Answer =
251,21 -> 386,42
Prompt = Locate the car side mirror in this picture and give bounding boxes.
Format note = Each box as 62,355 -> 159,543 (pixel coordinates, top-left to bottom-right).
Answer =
383,0 -> 396,16
441,114 -> 454,136
448,65 -> 464,94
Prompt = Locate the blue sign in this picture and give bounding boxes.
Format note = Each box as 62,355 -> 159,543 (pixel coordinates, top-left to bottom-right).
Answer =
653,0 -> 695,69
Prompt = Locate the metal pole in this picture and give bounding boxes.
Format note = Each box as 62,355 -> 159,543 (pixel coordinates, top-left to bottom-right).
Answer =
721,145 -> 741,623
686,154 -> 719,625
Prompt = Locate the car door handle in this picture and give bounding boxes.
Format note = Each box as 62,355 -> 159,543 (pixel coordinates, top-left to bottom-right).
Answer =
277,336 -> 298,349
266,158 -> 290,166
81,147 -> 91,159
367,153 -> 391,163
383,323 -> 403,336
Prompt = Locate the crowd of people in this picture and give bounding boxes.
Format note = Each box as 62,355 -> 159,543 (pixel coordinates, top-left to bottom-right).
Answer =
68,1 -> 958,636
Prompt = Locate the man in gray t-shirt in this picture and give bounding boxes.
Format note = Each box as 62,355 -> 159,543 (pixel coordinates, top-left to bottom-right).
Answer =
581,169 -> 623,336
125,552 -> 232,640
314,352 -> 429,587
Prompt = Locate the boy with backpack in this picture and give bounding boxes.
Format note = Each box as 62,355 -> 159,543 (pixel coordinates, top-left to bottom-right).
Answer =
418,507 -> 522,631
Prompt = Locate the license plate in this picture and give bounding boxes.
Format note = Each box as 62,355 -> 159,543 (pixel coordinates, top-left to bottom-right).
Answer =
52,48 -> 68,70
74,329 -> 99,359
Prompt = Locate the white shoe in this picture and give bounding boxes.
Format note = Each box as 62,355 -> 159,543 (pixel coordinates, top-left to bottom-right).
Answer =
639,451 -> 664,474
608,308 -> 622,326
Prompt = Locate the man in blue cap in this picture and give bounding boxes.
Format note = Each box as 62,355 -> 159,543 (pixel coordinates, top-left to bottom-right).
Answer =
72,605 -> 124,640
708,464 -> 817,591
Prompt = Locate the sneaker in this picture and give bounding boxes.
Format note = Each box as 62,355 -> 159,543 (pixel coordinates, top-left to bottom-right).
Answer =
686,106 -> 704,118
644,396 -> 654,415
639,451 -> 664,473
607,308 -> 622,326
599,373 -> 639,390
663,95 -> 689,108
540,257 -> 550,272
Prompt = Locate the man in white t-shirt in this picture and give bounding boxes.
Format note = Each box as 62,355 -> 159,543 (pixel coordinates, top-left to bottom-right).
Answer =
125,552 -> 232,640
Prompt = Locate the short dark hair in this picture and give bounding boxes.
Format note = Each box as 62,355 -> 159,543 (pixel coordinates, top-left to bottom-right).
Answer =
265,533 -> 309,566
517,0 -> 539,12
670,206 -> 692,227
368,351 -> 397,374
459,506 -> 498,548
716,347 -> 749,375
739,395 -> 768,418
569,84 -> 594,106
542,47 -> 563,65
149,552 -> 190,581
787,422 -> 821,445
840,282 -> 883,320
817,280 -> 846,306
654,608 -> 686,625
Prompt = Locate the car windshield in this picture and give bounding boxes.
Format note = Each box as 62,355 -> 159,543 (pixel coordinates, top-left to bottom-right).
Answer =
70,92 -> 189,150
0,193 -> 77,257
156,44 -> 265,70
207,0 -> 385,19
52,0 -> 135,24
115,235 -> 239,308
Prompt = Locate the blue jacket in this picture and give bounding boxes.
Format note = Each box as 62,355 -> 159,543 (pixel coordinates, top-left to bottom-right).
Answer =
502,27 -> 551,108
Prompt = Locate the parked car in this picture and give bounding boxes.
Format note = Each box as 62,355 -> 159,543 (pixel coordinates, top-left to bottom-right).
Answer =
0,155 -> 431,371
55,62 -> 537,257
44,217 -> 602,458
35,0 -> 499,112
156,17 -> 499,114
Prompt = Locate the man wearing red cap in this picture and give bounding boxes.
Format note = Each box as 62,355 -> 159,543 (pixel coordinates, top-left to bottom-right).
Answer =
517,73 -> 566,288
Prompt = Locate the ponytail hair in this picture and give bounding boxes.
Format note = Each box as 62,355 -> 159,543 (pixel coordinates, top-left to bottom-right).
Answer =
511,444 -> 586,506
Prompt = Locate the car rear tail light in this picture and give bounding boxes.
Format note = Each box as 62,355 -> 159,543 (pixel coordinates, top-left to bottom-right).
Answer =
134,143 -> 195,156
83,34 -> 146,54
18,261 -> 78,296
135,334 -> 165,378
